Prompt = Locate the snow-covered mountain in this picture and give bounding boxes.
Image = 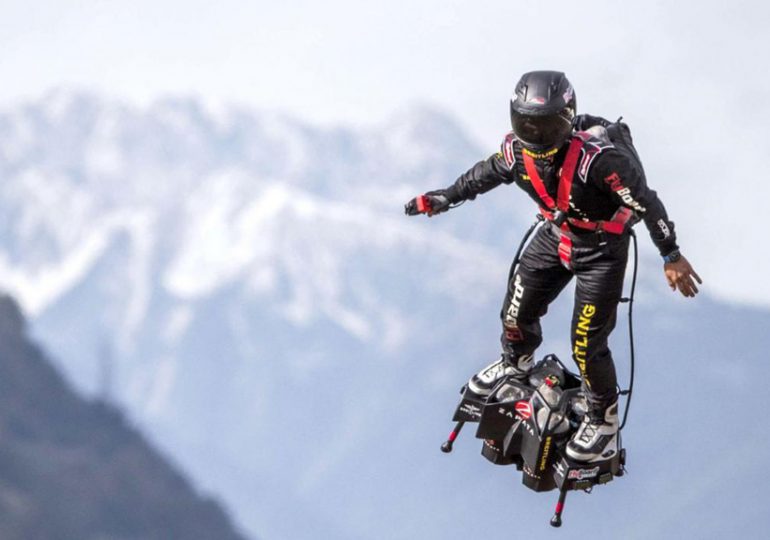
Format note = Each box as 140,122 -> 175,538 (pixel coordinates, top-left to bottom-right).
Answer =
0,92 -> 768,539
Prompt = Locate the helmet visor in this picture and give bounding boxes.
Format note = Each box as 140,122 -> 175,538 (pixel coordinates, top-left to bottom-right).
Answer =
511,109 -> 573,148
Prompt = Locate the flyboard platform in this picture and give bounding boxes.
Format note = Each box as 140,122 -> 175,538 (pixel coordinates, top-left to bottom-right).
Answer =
441,354 -> 626,527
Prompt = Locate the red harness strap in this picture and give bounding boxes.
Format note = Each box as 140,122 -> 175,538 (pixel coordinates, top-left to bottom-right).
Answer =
523,138 -> 583,269
523,138 -> 583,215
568,207 -> 634,234
522,136 -> 630,269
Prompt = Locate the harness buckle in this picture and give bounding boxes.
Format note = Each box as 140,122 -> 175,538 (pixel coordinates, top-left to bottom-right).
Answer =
596,225 -> 608,246
552,210 -> 568,227
598,233 -> 608,246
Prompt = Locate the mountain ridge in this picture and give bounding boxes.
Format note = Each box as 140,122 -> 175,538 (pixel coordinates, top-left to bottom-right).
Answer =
0,294 -> 247,540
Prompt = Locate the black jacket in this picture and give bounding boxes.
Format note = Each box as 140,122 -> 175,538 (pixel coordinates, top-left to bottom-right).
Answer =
444,115 -> 678,256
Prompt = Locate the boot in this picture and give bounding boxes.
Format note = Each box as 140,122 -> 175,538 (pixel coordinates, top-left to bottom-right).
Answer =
566,401 -> 619,462
467,353 -> 533,396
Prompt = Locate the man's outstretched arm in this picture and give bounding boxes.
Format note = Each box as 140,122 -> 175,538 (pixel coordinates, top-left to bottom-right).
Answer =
405,143 -> 515,217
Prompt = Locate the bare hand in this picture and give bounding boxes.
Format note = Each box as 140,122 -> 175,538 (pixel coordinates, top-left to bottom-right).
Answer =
664,255 -> 702,298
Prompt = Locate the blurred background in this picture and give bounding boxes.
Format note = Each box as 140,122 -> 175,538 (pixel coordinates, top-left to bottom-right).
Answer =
0,1 -> 768,538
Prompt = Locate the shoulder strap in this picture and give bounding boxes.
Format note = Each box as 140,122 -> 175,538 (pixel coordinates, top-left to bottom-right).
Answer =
574,130 -> 613,183
501,132 -> 517,170
521,137 -> 585,213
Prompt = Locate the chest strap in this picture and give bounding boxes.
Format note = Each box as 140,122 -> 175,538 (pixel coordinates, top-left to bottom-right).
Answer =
522,136 -> 630,269
522,138 -> 582,215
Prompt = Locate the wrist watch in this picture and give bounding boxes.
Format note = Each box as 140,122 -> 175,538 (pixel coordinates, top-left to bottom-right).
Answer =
663,249 -> 681,264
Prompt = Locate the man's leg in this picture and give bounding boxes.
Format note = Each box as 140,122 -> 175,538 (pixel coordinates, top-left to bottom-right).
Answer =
566,237 -> 629,461
469,226 -> 572,395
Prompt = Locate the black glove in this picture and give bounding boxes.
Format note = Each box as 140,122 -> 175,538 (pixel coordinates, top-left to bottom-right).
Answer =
404,190 -> 451,216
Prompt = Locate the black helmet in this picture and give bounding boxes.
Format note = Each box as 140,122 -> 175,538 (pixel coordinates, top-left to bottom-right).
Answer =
510,71 -> 576,151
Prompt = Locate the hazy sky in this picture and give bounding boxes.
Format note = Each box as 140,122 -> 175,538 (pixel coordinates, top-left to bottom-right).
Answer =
1,0 -> 768,305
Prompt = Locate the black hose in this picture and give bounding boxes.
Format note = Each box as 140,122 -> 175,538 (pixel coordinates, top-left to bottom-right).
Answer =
507,215 -> 545,283
619,230 -> 638,431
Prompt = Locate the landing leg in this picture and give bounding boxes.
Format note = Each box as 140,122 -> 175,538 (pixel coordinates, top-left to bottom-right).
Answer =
440,421 -> 465,453
550,486 -> 568,527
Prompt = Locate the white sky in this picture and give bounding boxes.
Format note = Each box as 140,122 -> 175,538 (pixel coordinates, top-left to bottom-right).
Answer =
1,0 -> 768,305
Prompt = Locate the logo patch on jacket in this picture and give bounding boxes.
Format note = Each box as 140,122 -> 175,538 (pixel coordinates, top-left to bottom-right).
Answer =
574,132 -> 612,183
501,132 -> 517,170
604,172 -> 646,212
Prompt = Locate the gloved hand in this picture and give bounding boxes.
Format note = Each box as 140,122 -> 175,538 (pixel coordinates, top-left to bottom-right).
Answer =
404,190 -> 451,216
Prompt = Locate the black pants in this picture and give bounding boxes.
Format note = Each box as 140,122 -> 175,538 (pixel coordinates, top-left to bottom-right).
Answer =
500,223 -> 629,412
